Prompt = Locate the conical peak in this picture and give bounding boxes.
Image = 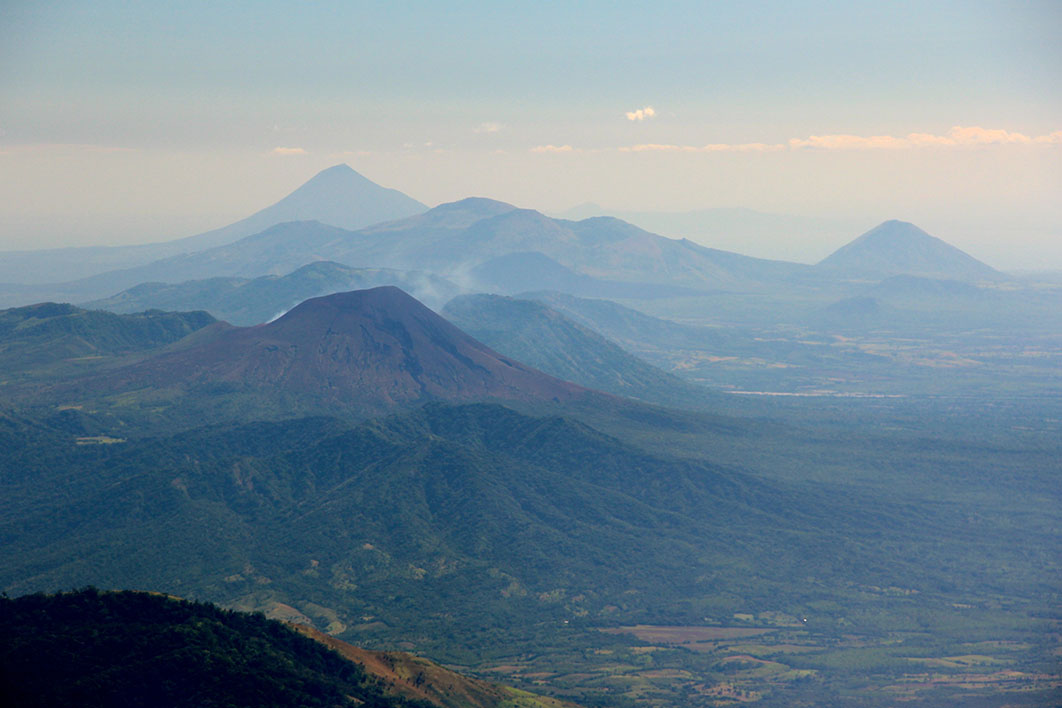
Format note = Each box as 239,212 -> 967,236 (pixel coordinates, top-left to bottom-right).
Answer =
271,286 -> 423,328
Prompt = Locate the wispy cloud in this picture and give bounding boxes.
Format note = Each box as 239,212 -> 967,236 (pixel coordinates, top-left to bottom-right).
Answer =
475,122 -> 503,134
789,126 -> 1062,150
534,126 -> 1060,155
625,106 -> 656,121
530,144 -> 575,153
272,146 -> 307,155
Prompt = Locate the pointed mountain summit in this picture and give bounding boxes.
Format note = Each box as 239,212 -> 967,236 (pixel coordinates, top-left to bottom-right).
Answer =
173,164 -> 428,253
0,165 -> 427,290
90,286 -> 586,416
817,220 -> 1000,280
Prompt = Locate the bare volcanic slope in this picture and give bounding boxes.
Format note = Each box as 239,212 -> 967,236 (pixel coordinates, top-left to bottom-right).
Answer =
816,220 -> 1002,280
93,286 -> 586,415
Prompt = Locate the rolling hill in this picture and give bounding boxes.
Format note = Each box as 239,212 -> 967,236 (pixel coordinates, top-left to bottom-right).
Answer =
442,293 -> 712,408
0,302 -> 216,379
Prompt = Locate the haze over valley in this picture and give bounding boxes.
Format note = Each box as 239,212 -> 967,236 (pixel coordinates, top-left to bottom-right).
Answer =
1,4 -> 1059,707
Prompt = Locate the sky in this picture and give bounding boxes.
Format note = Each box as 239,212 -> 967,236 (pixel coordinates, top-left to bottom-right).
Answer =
1,0 -> 1059,268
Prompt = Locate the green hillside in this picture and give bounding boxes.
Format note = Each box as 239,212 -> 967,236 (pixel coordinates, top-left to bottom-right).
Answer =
443,293 -> 713,408
0,302 -> 216,380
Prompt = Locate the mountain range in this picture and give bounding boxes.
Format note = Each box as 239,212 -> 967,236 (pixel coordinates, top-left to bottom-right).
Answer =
0,281 -> 1057,707
48,287 -> 587,423
1,165 -> 1056,707
83,260 -> 462,325
0,164 -> 426,287
1,165 -> 1006,312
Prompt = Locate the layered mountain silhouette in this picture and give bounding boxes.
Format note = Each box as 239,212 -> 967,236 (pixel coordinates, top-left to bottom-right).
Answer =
817,220 -> 1001,280
0,164 -> 426,288
347,201 -> 807,288
443,293 -> 711,408
74,287 -> 586,415
467,251 -> 701,299
84,260 -> 462,325
11,197 -> 815,306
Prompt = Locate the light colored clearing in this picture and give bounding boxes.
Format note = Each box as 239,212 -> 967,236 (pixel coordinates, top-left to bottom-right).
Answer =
637,669 -> 694,679
75,435 -> 126,445
57,404 -> 83,410
600,625 -> 775,644
886,670 -> 1060,694
727,643 -> 820,655
906,655 -> 1010,669
263,602 -> 313,626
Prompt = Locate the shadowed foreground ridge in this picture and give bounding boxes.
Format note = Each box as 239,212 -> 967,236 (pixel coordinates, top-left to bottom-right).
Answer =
0,588 -> 576,708
0,588 -> 421,708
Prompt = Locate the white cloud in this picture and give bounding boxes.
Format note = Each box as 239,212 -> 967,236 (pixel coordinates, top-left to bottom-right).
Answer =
625,106 -> 656,121
947,126 -> 1032,145
272,146 -> 307,155
475,122 -> 503,133
531,144 -> 575,153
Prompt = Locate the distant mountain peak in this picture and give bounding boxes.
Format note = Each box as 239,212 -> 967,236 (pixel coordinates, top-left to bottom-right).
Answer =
293,163 -> 373,187
170,164 -> 427,250
817,220 -> 1000,280
373,197 -> 520,232
439,196 -> 518,211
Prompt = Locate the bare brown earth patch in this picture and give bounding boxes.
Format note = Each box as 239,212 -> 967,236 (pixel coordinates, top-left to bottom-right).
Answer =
291,624 -> 580,708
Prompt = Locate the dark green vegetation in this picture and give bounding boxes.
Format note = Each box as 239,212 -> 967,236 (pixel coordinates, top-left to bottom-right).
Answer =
0,588 -> 428,708
0,302 -> 216,382
0,588 -> 575,708
1,393 -> 1058,706
0,278 -> 1059,707
1,169 -> 1059,708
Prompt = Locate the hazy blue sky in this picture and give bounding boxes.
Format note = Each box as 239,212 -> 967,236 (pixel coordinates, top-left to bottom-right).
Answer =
1,1 -> 1059,267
